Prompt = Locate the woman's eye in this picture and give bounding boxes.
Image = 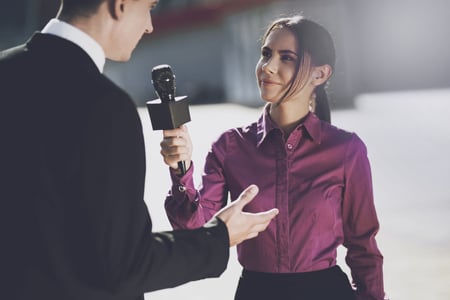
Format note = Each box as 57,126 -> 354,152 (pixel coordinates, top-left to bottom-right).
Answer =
261,49 -> 271,58
282,55 -> 295,61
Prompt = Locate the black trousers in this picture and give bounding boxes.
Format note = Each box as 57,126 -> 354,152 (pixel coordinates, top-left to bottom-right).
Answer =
234,266 -> 355,300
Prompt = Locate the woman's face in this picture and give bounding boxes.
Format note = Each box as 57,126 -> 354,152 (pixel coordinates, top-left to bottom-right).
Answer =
255,28 -> 301,103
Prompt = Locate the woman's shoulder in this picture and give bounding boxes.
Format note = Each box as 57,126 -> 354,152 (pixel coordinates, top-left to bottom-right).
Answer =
320,120 -> 367,151
217,119 -> 257,137
212,121 -> 258,148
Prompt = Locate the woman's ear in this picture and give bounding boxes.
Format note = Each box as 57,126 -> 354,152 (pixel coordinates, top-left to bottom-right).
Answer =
311,64 -> 333,86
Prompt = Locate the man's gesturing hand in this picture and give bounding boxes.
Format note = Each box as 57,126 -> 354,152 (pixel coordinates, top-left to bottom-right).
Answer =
214,185 -> 279,247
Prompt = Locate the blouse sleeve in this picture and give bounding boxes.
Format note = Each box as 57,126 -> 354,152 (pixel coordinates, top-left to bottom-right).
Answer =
342,133 -> 385,300
165,134 -> 229,230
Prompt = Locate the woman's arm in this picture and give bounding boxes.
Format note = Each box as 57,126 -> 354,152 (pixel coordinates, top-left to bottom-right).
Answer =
342,134 -> 385,300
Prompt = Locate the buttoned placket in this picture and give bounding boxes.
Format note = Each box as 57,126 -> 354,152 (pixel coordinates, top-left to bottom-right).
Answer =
275,127 -> 303,272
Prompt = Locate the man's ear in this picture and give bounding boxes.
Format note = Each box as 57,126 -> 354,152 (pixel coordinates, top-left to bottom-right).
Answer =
109,0 -> 125,20
311,64 -> 333,86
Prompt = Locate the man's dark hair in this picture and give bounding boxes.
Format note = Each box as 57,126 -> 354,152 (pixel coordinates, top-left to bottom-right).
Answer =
58,0 -> 105,20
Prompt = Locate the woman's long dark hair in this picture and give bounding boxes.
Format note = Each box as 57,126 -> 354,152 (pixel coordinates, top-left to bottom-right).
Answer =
261,16 -> 336,123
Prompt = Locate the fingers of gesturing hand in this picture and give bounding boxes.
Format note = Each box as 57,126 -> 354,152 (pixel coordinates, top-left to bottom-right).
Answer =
217,184 -> 279,247
234,185 -> 279,228
233,184 -> 259,209
242,210 -> 279,237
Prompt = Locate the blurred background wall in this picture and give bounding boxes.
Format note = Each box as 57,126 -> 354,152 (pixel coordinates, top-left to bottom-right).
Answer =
1,0 -> 449,106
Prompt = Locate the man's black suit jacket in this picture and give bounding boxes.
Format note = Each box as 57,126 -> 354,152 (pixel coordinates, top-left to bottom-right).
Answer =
0,33 -> 229,300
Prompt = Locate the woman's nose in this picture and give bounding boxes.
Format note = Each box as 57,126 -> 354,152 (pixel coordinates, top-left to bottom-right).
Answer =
261,58 -> 276,74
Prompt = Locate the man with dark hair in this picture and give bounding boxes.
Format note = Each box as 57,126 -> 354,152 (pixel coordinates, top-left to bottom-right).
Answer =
0,1 -> 278,299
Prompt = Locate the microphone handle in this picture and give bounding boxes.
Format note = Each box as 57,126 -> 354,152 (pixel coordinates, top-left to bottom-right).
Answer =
178,161 -> 186,175
176,124 -> 186,175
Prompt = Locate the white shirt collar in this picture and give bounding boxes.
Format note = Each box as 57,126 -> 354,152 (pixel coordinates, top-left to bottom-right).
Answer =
42,19 -> 106,73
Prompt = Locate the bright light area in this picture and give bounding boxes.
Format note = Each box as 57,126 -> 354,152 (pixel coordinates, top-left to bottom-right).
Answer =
141,89 -> 450,300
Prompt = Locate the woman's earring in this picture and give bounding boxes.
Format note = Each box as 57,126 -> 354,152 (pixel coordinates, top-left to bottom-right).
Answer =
309,93 -> 316,112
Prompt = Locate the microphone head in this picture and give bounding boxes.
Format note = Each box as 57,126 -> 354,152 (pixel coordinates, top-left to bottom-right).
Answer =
151,64 -> 175,102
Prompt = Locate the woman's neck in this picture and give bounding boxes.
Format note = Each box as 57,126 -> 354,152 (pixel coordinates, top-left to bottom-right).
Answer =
269,100 -> 309,137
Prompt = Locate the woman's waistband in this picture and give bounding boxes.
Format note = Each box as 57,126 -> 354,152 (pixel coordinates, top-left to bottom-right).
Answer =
241,265 -> 343,281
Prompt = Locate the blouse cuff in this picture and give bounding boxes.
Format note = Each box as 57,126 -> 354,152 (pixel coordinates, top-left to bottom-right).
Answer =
169,161 -> 196,197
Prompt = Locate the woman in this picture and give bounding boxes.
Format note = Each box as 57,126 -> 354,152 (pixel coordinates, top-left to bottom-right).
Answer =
160,15 -> 386,300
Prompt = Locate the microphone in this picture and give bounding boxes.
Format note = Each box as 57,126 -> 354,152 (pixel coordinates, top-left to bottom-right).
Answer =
152,64 -> 176,102
146,64 -> 191,175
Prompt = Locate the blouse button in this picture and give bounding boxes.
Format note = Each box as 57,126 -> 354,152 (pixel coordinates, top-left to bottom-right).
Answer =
287,143 -> 293,150
178,185 -> 186,192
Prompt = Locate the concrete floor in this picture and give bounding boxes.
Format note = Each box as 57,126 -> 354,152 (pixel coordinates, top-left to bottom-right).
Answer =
140,89 -> 450,300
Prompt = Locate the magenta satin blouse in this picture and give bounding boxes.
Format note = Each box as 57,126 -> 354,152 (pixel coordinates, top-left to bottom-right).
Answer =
165,106 -> 384,299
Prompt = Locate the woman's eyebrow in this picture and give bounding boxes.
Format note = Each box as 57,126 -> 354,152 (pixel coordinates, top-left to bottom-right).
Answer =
278,49 -> 298,57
